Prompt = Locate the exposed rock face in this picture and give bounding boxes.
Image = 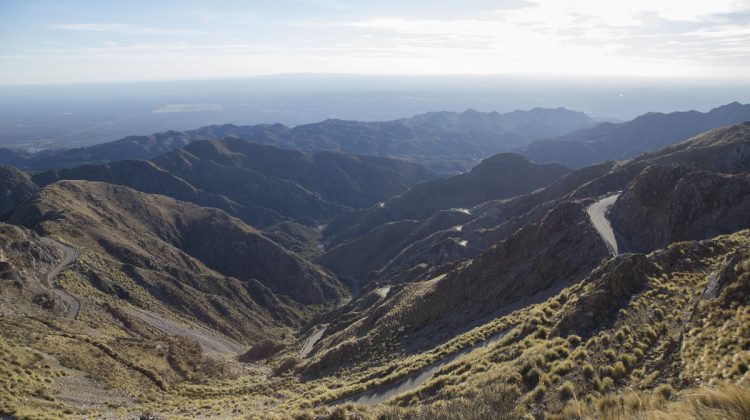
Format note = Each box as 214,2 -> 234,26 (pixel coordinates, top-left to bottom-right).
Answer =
551,254 -> 652,338
0,223 -> 63,317
703,251 -> 745,301
610,164 -> 750,252
0,165 -> 38,217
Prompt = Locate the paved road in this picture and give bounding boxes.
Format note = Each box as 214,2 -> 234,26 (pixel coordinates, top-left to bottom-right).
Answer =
40,237 -> 80,320
586,193 -> 621,256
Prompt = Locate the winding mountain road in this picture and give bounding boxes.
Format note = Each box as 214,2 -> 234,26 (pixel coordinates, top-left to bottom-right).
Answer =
586,193 -> 621,256
40,237 -> 80,320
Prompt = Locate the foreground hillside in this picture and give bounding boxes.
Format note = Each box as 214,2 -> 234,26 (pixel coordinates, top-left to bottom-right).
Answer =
0,122 -> 749,419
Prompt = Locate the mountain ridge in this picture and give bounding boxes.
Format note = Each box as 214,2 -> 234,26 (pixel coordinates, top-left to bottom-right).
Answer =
0,107 -> 596,172
521,102 -> 750,168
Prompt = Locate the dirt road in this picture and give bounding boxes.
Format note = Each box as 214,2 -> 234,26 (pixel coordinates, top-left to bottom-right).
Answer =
40,237 -> 80,320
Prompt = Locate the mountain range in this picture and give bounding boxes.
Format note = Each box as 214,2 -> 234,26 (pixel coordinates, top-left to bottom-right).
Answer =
0,106 -> 749,419
0,107 -> 596,173
521,101 -> 750,168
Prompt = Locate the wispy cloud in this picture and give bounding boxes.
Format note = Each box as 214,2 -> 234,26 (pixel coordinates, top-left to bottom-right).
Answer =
3,0 -> 749,83
51,23 -> 206,36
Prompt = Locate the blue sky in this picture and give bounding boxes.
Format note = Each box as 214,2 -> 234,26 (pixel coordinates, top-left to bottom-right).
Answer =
1,0 -> 749,84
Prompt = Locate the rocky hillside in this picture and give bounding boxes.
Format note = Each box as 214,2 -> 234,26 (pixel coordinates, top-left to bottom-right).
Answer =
610,165 -> 750,252
322,153 -> 569,246
155,139 -> 435,209
306,200 -> 611,372
1,119 -> 750,419
10,180 -> 345,307
301,121 -> 750,376
32,139 -> 435,228
0,165 -> 38,217
314,123 -> 750,297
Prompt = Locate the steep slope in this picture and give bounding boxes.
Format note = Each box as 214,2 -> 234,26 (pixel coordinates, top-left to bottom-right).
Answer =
0,165 -> 38,217
523,102 -> 750,168
304,122 -> 750,373
158,139 -> 436,209
318,210 -> 474,283
0,222 -> 275,417
609,165 -> 750,252
33,139 -> 436,228
306,200 -> 610,372
317,122 -> 750,300
2,121 -> 750,419
320,154 -> 570,274
150,145 -> 344,226
382,153 -> 570,220
10,180 -> 345,306
30,160 -> 263,224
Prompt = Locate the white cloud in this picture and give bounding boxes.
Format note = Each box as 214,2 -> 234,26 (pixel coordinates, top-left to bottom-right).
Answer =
3,1 -> 749,83
51,23 -> 206,36
338,0 -> 750,78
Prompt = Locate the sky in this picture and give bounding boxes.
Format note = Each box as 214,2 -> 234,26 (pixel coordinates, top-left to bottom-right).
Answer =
1,0 -> 750,85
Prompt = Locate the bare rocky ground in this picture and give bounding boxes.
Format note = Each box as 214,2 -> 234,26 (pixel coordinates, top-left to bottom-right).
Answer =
124,306 -> 246,358
37,350 -> 136,415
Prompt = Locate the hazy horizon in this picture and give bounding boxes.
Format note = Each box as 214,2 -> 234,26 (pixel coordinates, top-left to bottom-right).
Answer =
1,74 -> 749,150
2,0 -> 750,85
2,1 -> 750,150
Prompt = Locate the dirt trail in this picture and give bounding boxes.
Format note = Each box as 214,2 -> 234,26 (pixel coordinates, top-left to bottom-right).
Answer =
40,237 -> 80,320
31,349 -> 136,414
124,306 -> 245,357
342,328 -> 510,406
299,323 -> 328,359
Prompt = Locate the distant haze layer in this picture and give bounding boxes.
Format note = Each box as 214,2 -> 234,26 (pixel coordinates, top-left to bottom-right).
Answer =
1,75 -> 749,150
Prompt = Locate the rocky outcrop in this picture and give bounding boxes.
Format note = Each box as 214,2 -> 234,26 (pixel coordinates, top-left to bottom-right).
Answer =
0,223 -> 68,317
610,164 -> 750,252
551,254 -> 653,338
